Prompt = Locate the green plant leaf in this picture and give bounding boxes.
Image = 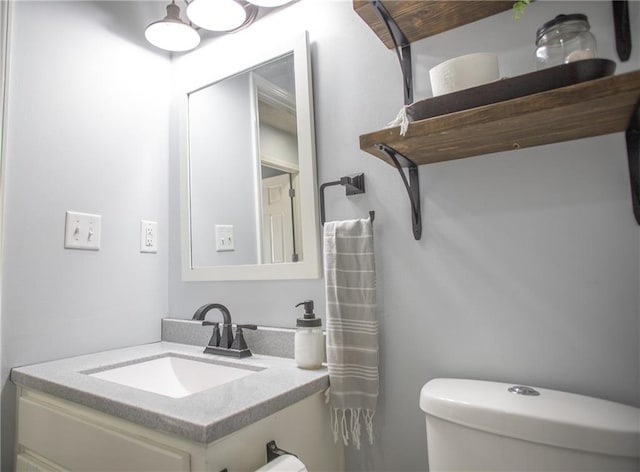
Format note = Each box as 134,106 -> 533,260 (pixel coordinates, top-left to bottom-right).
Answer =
513,0 -> 531,19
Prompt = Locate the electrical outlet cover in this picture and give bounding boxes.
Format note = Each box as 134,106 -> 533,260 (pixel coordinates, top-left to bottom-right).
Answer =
140,220 -> 158,253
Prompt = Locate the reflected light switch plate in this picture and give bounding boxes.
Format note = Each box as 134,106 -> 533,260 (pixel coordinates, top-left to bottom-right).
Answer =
215,225 -> 234,252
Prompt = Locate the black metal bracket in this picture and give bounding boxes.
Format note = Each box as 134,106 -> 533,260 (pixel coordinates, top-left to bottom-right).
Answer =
627,101 -> 639,225
266,440 -> 297,463
375,144 -> 422,240
368,0 -> 413,105
612,0 -> 632,62
320,173 -> 375,225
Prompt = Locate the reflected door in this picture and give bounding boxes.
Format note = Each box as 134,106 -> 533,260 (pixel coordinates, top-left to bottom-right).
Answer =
261,174 -> 295,263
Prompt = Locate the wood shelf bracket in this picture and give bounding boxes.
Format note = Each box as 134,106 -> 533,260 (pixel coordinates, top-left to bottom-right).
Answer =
375,143 -> 422,239
367,0 -> 413,104
627,100 -> 639,225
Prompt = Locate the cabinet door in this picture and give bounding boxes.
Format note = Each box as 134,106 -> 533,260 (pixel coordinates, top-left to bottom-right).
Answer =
18,396 -> 190,472
16,452 -> 67,472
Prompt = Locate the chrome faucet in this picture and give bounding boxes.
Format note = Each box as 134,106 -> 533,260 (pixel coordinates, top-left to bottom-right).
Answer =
192,303 -> 257,358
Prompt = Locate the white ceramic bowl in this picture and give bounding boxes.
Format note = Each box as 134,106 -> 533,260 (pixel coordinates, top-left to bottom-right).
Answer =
429,53 -> 500,97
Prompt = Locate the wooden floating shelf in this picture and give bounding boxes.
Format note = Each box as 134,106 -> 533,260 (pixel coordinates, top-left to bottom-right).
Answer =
352,0 -> 513,49
359,70 -> 640,167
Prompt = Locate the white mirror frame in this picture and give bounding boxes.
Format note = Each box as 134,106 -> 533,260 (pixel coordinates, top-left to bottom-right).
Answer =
178,32 -> 321,281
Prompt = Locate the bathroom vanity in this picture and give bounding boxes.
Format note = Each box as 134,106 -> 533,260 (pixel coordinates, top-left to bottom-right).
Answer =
11,340 -> 343,471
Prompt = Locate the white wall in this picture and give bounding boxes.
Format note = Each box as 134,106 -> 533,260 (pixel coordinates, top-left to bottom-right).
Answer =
260,123 -> 298,170
0,0 -> 12,454
170,1 -> 640,471
0,2 -> 171,469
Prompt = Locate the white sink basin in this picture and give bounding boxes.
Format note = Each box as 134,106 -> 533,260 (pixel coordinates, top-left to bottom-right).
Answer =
88,355 -> 261,398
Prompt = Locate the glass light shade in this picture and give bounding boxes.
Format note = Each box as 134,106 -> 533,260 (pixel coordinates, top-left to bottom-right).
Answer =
145,3 -> 200,52
246,0 -> 291,6
187,0 -> 247,31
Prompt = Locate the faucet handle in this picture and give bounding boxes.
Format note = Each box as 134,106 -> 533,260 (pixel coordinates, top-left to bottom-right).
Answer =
203,321 -> 221,347
237,324 -> 257,330
230,325 -> 257,351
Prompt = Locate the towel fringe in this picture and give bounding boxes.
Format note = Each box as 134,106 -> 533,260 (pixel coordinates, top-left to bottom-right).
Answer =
386,105 -> 410,136
364,409 -> 375,445
330,407 -> 339,444
330,407 -> 375,450
351,408 -> 361,450
341,409 -> 349,446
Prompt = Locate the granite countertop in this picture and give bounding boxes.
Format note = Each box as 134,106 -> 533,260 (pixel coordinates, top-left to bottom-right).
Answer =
10,342 -> 329,444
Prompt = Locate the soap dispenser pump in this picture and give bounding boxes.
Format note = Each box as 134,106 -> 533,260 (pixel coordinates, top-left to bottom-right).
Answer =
294,300 -> 324,370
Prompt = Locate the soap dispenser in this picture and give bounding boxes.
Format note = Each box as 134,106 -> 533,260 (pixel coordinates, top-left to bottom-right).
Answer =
294,300 -> 324,370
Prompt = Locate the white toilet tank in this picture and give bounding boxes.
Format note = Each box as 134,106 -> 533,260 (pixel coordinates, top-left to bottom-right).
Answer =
420,378 -> 640,472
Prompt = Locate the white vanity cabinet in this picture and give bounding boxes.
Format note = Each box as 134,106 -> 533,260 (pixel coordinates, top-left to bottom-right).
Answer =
15,387 -> 342,472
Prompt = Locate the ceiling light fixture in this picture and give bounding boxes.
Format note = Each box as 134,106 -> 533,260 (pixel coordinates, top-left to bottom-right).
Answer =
145,0 -> 294,52
145,1 -> 200,52
187,0 -> 257,32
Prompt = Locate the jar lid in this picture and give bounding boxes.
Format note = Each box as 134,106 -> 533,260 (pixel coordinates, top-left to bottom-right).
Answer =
297,317 -> 321,327
536,14 -> 589,42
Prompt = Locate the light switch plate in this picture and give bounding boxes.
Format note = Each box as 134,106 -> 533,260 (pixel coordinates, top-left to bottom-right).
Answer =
64,211 -> 101,250
215,225 -> 235,252
140,220 -> 158,253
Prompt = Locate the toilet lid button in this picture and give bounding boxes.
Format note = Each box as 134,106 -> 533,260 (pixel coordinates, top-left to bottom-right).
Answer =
508,385 -> 540,396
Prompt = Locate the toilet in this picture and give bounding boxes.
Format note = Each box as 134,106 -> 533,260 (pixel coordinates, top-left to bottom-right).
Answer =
420,378 -> 640,471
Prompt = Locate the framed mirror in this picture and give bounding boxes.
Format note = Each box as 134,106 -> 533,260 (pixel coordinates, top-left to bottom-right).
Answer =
179,32 -> 321,281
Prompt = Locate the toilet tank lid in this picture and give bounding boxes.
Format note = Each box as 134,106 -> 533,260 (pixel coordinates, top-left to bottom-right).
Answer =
420,378 -> 640,458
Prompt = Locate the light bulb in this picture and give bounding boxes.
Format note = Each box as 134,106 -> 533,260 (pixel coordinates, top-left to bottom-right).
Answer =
145,3 -> 200,52
187,0 -> 248,32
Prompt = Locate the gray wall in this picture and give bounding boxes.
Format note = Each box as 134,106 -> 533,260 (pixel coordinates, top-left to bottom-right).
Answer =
189,73 -> 259,266
0,1 -> 637,472
0,2 -> 170,469
169,1 -> 640,471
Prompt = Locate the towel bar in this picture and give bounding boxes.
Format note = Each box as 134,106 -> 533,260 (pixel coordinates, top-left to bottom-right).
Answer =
319,173 -> 375,225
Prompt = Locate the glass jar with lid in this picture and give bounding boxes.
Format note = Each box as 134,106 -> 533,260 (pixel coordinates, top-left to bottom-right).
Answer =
535,14 -> 597,70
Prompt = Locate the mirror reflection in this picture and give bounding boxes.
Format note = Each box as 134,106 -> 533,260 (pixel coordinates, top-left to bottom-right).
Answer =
188,53 -> 302,268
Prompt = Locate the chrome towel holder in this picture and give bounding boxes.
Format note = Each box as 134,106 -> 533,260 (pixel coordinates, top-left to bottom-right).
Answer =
319,173 -> 375,225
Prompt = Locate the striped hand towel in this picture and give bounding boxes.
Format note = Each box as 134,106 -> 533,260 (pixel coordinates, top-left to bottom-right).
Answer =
323,217 -> 378,449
